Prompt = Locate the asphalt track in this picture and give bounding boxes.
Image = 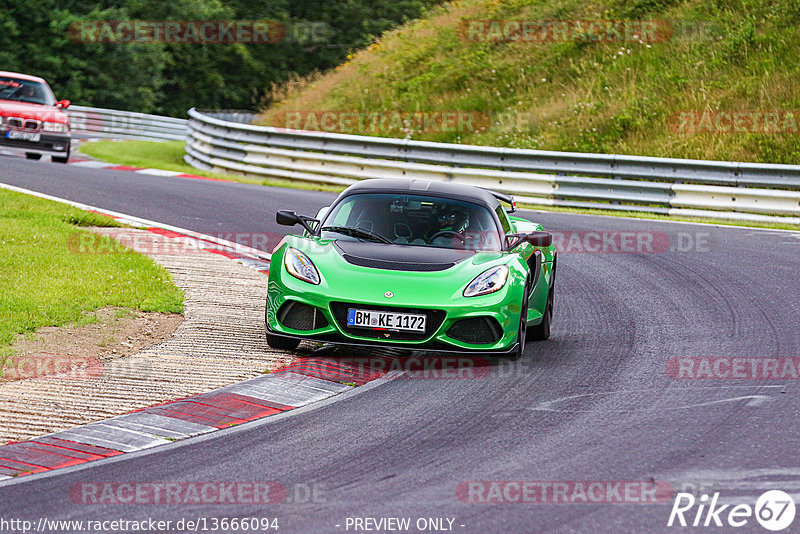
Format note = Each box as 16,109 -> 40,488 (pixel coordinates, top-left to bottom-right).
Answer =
2,155 -> 800,533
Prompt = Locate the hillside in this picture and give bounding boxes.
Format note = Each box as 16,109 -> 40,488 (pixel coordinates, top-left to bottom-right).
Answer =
258,0 -> 800,163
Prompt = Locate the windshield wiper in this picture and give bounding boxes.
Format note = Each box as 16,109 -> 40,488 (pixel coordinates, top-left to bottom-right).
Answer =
321,226 -> 392,244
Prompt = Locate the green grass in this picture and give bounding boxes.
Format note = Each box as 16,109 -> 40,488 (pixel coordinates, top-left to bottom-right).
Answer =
80,140 -> 192,174
260,0 -> 800,165
78,140 -> 343,192
0,188 -> 184,354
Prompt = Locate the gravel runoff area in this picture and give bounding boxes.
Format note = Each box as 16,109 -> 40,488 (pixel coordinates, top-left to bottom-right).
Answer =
0,227 -> 294,444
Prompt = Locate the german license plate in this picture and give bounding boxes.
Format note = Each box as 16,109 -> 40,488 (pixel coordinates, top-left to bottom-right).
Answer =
6,130 -> 40,142
347,308 -> 426,333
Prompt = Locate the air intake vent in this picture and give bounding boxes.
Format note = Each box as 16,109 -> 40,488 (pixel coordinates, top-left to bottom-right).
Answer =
447,317 -> 503,344
278,301 -> 328,331
342,254 -> 454,272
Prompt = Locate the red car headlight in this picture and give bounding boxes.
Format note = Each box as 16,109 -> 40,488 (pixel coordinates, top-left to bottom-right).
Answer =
43,121 -> 69,133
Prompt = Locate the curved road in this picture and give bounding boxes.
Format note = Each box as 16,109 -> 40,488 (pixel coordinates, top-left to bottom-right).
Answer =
2,156 -> 800,532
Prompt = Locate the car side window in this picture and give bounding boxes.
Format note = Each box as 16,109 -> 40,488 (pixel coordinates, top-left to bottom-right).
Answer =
495,206 -> 512,234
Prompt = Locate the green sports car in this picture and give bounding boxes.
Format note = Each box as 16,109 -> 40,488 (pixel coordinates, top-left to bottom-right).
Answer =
265,178 -> 556,359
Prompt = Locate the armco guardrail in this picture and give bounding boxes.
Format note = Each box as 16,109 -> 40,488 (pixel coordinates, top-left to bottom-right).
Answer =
185,108 -> 800,224
67,105 -> 188,141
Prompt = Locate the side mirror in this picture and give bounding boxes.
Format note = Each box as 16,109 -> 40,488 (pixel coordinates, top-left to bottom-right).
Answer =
56,100 -> 70,109
276,209 -> 318,234
276,210 -> 300,226
505,196 -> 517,213
523,231 -> 552,248
507,231 -> 552,250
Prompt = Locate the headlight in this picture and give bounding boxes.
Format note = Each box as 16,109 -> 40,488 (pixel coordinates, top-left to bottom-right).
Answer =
43,121 -> 68,133
284,247 -> 320,285
464,265 -> 509,297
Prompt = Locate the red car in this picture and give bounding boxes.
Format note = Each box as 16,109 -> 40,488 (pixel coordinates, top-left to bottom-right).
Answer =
0,71 -> 71,163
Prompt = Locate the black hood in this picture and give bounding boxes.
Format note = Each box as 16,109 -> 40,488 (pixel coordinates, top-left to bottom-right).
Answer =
333,240 -> 474,272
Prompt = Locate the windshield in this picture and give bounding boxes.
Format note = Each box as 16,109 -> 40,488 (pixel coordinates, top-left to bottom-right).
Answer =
0,77 -> 56,106
321,192 -> 502,251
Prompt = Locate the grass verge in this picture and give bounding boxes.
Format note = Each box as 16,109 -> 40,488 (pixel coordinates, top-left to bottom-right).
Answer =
259,0 -> 800,164
78,140 -> 343,192
80,139 -> 800,231
0,188 -> 184,359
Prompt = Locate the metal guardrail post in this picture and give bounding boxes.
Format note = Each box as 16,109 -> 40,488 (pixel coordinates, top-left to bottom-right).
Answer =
67,106 -> 189,141
179,108 -> 800,224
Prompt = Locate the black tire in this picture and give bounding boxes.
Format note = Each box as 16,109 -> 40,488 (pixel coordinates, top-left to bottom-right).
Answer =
52,142 -> 70,164
529,287 -> 553,342
509,291 -> 528,361
25,153 -> 41,160
266,334 -> 301,351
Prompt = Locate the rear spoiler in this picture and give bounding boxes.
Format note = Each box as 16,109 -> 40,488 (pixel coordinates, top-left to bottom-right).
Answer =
485,190 -> 517,213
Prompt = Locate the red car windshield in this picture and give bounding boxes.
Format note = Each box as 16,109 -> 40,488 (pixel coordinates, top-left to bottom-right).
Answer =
0,77 -> 56,106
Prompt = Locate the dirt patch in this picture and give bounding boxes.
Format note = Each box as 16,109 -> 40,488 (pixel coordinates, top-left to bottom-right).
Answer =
0,227 -> 294,445
1,307 -> 182,383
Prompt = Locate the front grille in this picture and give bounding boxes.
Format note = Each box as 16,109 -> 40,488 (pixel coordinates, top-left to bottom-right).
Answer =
7,117 -> 40,131
342,254 -> 455,272
278,301 -> 328,331
330,302 -> 446,341
447,317 -> 503,344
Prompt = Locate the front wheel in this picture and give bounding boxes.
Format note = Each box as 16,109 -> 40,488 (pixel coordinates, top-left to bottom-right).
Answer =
509,292 -> 528,361
25,153 -> 41,160
529,287 -> 553,341
52,142 -> 70,164
266,334 -> 301,351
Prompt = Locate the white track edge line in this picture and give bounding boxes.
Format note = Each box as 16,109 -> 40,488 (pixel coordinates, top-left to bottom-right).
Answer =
0,182 -> 271,261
